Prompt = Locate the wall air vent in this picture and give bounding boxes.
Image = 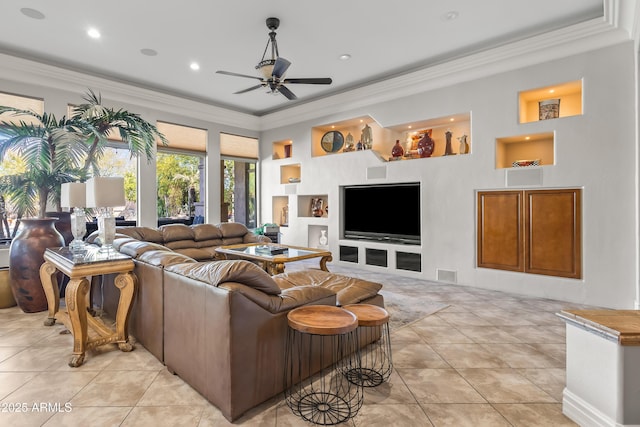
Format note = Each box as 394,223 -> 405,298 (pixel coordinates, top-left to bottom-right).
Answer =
437,269 -> 457,283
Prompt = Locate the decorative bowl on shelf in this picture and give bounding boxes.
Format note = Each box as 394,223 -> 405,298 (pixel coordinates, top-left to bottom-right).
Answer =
288,177 -> 301,183
512,159 -> 541,167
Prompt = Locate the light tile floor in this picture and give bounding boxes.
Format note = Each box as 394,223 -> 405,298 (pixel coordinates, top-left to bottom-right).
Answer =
0,264 -> 593,426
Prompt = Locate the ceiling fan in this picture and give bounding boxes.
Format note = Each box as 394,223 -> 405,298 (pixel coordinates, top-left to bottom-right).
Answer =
216,17 -> 332,100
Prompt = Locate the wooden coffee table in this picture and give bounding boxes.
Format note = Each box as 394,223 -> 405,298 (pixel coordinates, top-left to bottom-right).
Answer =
215,243 -> 332,275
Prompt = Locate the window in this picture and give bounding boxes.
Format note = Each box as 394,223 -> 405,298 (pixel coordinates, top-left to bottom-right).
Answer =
0,92 -> 45,235
96,144 -> 138,220
156,122 -> 207,221
220,133 -> 258,228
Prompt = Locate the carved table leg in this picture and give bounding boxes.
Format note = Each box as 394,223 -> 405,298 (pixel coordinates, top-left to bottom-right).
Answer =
114,272 -> 137,352
319,255 -> 333,272
40,261 -> 60,326
65,277 -> 90,367
266,262 -> 285,276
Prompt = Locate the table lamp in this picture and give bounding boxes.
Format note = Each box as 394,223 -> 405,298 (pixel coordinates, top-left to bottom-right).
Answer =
60,182 -> 86,250
85,176 -> 125,252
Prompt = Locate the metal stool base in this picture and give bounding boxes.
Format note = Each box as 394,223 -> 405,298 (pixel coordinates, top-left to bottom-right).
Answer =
345,367 -> 385,387
296,391 -> 353,425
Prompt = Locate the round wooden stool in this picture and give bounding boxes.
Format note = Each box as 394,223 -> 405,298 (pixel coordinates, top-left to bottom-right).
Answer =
343,304 -> 393,387
284,305 -> 363,425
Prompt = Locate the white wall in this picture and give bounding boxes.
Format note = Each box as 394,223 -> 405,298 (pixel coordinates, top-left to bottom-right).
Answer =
260,42 -> 638,309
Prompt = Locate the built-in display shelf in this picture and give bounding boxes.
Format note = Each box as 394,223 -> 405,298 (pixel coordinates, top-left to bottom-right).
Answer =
280,163 -> 300,184
272,139 -> 293,160
311,113 -> 471,161
518,79 -> 582,124
308,224 -> 329,249
297,194 -> 328,218
495,132 -> 554,169
272,195 -> 289,227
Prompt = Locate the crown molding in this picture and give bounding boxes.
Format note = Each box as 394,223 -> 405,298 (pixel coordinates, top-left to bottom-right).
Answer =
0,2 -> 635,134
609,0 -> 640,47
0,52 -> 261,131
259,16 -> 630,130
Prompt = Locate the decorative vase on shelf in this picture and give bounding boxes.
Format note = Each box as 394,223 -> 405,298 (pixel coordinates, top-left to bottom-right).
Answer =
458,134 -> 469,154
444,130 -> 454,155
361,124 -> 373,149
391,140 -> 404,159
417,131 -> 435,158
319,230 -> 328,247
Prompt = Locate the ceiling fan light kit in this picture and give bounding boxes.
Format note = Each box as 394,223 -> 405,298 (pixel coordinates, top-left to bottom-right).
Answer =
216,17 -> 332,101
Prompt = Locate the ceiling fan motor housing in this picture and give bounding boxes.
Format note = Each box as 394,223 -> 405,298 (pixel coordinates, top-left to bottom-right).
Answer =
266,17 -> 280,30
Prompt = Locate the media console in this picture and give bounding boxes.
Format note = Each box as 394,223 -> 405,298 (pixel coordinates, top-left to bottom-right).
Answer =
339,244 -> 422,272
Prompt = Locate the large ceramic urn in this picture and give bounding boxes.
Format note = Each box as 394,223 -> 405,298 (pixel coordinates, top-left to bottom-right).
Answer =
9,218 -> 64,313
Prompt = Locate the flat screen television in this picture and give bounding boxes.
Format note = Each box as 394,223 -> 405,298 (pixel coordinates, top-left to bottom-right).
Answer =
342,182 -> 421,245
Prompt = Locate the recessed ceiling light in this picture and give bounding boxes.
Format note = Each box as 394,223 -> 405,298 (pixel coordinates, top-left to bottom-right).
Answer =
450,118 -> 455,122
140,48 -> 158,57
20,8 -> 45,20
444,10 -> 459,21
87,28 -> 101,39
339,54 -> 351,61
190,62 -> 200,71
549,89 -> 555,93
525,136 -> 531,140
408,125 -> 412,129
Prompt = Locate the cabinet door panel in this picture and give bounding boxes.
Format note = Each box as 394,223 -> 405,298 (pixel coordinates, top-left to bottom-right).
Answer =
477,191 -> 524,271
525,189 -> 582,278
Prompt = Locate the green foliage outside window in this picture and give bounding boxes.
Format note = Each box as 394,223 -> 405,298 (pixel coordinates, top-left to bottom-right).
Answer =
156,152 -> 200,217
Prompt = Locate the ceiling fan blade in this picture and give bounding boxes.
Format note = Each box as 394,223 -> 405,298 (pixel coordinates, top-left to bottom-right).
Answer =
272,57 -> 291,79
278,84 -> 297,100
216,70 -> 263,81
234,84 -> 265,94
282,77 -> 332,85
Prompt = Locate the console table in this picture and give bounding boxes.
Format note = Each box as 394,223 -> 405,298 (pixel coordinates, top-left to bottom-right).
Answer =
40,245 -> 137,367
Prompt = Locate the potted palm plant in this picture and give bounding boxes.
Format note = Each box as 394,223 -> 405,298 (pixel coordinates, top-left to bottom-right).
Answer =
0,89 -> 167,312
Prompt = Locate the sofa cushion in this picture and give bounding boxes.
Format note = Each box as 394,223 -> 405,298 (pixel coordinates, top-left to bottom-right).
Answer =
219,283 -> 335,313
192,224 -> 223,241
174,247 -> 219,261
116,239 -> 171,259
138,250 -> 197,267
218,222 -> 250,238
273,270 -> 383,306
166,260 -> 281,295
117,226 -> 164,243
161,224 -> 195,242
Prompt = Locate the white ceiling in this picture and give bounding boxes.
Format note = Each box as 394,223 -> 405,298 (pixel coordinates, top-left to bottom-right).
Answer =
0,1 -> 605,116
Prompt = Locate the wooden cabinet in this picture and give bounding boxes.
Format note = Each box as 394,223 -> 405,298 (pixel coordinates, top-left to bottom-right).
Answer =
477,188 -> 581,279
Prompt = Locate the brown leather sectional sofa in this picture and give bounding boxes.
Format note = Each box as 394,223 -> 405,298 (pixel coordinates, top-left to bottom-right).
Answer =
94,222 -> 384,421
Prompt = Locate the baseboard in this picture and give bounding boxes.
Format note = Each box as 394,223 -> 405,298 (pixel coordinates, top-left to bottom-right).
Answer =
563,388 -> 626,427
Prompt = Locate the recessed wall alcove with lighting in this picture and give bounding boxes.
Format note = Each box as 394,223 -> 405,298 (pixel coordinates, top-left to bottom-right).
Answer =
518,80 -> 583,124
311,113 -> 471,161
272,139 -> 293,160
495,132 -> 554,169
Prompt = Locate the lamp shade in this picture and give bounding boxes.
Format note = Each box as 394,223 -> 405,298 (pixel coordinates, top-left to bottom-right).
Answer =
85,176 -> 125,208
60,182 -> 86,208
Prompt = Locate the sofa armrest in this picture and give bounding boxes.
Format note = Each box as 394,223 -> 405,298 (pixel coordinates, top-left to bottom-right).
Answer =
274,270 -> 383,306
219,282 -> 335,313
165,260 -> 281,295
